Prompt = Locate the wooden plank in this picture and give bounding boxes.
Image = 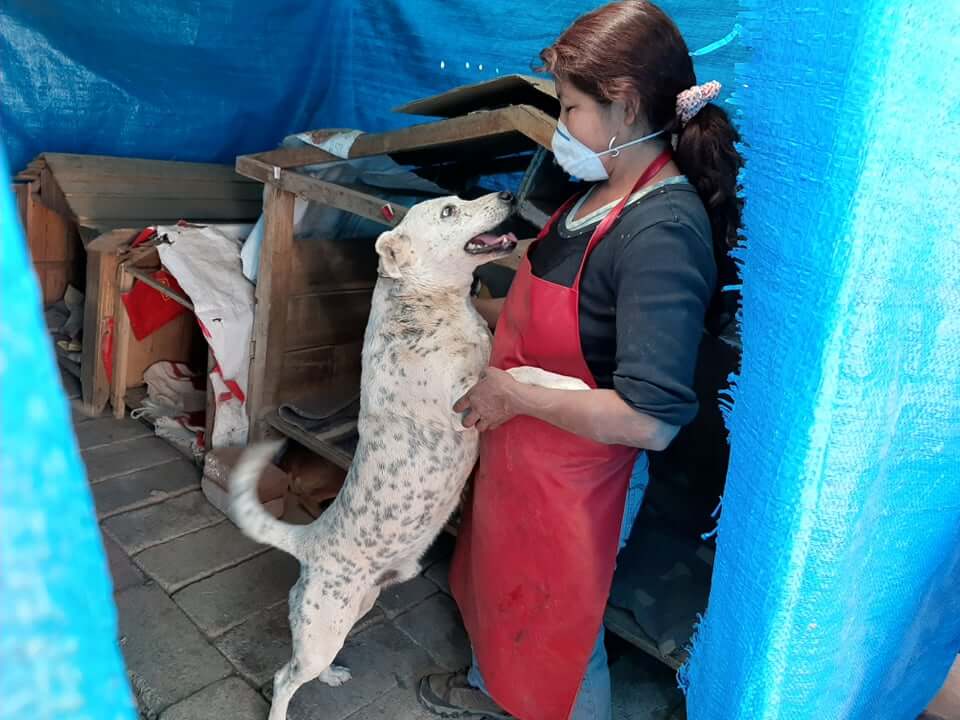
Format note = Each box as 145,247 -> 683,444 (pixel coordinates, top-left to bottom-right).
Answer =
284,289 -> 372,351
26,183 -> 75,263
123,313 -> 196,389
82,232 -> 152,414
37,164 -> 76,221
78,218 -> 187,235
247,185 -> 296,439
111,267 -> 136,419
234,156 -> 406,228
42,153 -> 251,184
110,276 -> 197,420
238,104 -> 555,173
205,349 -> 216,451
267,412 -> 354,471
85,228 -> 141,254
255,145 -> 340,169
276,342 -> 363,406
393,74 -> 557,118
60,178 -> 262,199
291,234 -> 378,294
350,108 -> 524,157
81,248 -> 123,413
12,183 -> 28,228
126,266 -> 194,311
508,105 -> 556,150
603,605 -> 686,671
65,195 -> 262,225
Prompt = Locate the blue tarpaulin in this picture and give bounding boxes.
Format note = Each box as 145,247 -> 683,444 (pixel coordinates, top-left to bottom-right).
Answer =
0,141 -> 136,719
0,1 -> 741,173
3,2 -> 957,719
682,1 -> 960,718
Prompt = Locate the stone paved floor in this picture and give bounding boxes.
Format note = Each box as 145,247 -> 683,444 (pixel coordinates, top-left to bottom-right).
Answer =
64,370 -> 684,719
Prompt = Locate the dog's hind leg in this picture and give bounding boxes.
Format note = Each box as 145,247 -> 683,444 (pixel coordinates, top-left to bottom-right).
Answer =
357,585 -> 379,620
269,648 -> 352,720
268,658 -> 313,720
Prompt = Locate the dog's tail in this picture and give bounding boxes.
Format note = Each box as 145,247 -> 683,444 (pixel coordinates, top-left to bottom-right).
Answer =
228,441 -> 303,559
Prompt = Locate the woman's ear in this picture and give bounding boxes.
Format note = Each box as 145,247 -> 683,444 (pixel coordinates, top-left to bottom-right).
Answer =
375,230 -> 413,279
617,93 -> 642,130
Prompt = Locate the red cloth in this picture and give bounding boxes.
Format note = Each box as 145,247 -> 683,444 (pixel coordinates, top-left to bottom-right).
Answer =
120,270 -> 189,341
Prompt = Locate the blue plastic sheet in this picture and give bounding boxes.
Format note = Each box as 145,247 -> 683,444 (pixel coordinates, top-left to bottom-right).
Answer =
683,1 -> 960,718
0,141 -> 135,718
0,1 -> 742,173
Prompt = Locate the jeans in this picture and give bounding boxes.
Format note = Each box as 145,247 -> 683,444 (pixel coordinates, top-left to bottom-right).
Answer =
468,452 -> 650,720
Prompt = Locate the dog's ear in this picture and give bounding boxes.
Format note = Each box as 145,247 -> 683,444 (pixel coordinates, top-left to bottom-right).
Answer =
375,230 -> 413,279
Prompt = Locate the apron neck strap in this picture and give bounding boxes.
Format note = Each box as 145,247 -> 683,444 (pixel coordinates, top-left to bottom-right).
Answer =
536,192 -> 582,241
575,149 -> 674,278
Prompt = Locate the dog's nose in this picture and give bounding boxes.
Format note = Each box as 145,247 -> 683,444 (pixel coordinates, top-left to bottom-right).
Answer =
498,191 -> 514,204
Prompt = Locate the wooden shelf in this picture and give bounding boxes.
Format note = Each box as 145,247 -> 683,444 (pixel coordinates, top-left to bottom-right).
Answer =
267,410 -> 461,537
267,411 -> 356,471
603,605 -> 687,671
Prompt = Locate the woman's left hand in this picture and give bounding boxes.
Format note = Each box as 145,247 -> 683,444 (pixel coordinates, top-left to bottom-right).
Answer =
454,367 -> 521,431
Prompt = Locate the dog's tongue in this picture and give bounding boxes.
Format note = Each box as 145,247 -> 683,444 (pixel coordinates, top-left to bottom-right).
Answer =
472,232 -> 517,247
471,233 -> 502,247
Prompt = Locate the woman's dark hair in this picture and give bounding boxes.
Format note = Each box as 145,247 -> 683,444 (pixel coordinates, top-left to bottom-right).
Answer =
540,0 -> 744,252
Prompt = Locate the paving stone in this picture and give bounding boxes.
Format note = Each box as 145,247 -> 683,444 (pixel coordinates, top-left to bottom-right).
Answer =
393,593 -> 470,671
217,601 -> 386,688
343,685 -> 436,720
102,532 -> 144,593
159,676 -> 268,720
92,458 -> 201,519
83,436 -> 184,482
376,575 -> 438,619
423,557 -> 451,594
286,622 -> 440,720
102,490 -> 223,554
116,583 -> 232,716
173,550 -> 300,637
70,396 -> 103,421
75,416 -> 154,450
135,518 -> 269,592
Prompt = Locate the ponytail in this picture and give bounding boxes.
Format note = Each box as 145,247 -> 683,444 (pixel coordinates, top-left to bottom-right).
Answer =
675,102 -> 744,341
674,103 -> 744,252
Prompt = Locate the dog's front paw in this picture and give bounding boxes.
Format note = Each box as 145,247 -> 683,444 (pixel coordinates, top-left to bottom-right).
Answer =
319,665 -> 352,687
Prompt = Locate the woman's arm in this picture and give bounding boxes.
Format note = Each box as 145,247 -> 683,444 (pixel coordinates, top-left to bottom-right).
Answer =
473,297 -> 505,330
513,383 -> 679,450
455,368 -> 679,451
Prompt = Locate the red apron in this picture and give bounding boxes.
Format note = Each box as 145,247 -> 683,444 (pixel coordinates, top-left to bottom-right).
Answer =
451,151 -> 673,720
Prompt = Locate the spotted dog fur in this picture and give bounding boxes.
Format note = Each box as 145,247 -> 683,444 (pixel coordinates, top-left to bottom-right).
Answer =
229,193 -> 589,720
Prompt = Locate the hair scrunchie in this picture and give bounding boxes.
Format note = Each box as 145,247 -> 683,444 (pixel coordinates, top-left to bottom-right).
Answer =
676,80 -> 722,125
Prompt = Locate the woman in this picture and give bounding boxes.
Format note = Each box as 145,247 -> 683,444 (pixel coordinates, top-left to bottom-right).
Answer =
418,2 -> 743,718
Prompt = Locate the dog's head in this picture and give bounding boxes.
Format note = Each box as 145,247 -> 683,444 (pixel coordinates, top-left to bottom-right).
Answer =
374,192 -> 517,290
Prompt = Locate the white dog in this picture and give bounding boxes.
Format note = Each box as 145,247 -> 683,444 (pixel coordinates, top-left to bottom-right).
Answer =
229,192 -> 588,720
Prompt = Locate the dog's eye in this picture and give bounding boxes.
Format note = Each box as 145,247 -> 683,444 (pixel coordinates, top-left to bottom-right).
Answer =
440,205 -> 456,219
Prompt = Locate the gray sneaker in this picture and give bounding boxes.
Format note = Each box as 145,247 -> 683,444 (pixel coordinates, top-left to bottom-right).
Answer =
417,670 -> 514,719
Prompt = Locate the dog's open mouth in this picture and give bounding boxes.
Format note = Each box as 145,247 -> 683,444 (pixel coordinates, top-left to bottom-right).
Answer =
464,231 -> 518,255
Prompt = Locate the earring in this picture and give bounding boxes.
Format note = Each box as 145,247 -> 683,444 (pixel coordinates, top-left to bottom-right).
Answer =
608,135 -> 620,158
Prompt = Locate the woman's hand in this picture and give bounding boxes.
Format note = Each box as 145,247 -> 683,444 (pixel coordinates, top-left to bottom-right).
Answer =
454,367 -> 520,431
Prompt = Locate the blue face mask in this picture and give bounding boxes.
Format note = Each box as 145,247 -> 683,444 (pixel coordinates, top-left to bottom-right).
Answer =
550,121 -> 666,181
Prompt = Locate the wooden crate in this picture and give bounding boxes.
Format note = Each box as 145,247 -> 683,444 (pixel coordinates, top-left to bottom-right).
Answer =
236,75 -> 561,447
13,153 -> 262,415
